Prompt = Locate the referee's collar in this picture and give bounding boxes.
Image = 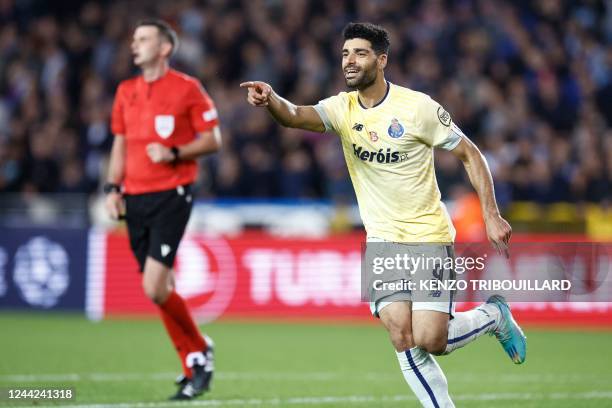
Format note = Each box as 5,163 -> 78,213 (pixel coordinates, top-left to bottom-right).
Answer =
358,81 -> 390,110
141,68 -> 173,84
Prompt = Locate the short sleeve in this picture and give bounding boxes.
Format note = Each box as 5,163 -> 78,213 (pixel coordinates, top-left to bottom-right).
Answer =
313,92 -> 348,136
417,95 -> 461,150
110,83 -> 126,135
187,81 -> 219,133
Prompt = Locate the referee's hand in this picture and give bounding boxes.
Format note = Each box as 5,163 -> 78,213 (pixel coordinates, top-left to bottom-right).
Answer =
105,192 -> 125,221
146,143 -> 174,163
240,81 -> 272,107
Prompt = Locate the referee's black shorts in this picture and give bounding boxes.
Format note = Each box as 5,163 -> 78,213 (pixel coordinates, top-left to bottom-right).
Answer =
124,184 -> 193,272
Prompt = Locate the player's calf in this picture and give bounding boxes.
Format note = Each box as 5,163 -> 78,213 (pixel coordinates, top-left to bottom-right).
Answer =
381,303 -> 455,407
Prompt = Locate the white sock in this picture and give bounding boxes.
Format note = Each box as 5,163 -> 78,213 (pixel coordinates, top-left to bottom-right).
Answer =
186,351 -> 206,368
444,304 -> 499,354
396,347 -> 455,408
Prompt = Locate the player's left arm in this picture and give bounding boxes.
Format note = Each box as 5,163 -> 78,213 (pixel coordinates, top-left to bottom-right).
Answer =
450,135 -> 512,257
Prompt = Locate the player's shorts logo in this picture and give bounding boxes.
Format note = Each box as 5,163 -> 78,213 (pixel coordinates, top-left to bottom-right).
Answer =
387,118 -> 404,138
154,115 -> 175,139
437,106 -> 451,127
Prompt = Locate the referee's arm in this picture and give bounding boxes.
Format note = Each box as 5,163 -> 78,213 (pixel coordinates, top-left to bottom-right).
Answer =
105,135 -> 126,220
107,135 -> 126,184
146,127 -> 221,163
174,127 -> 222,160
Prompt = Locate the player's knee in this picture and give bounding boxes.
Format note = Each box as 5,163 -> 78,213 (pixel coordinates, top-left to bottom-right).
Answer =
413,330 -> 447,355
390,336 -> 414,352
388,326 -> 415,351
142,279 -> 170,305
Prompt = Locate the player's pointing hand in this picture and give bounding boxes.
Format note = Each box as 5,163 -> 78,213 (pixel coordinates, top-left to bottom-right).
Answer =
240,81 -> 272,107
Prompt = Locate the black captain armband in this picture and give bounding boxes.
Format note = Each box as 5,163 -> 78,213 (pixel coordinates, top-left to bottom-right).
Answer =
103,183 -> 121,194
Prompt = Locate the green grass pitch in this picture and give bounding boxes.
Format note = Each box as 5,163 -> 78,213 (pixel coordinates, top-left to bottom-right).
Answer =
0,313 -> 611,407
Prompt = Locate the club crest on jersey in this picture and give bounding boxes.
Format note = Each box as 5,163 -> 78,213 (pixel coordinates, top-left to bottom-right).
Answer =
154,115 -> 174,139
387,118 -> 404,138
369,131 -> 379,142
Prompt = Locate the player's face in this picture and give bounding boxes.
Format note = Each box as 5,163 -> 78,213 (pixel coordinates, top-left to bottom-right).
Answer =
131,26 -> 164,67
342,39 -> 381,90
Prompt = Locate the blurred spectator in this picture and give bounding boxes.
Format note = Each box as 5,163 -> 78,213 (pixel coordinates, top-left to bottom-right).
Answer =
0,0 -> 609,208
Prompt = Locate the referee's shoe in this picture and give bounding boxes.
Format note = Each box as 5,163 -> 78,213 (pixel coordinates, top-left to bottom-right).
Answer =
170,335 -> 215,400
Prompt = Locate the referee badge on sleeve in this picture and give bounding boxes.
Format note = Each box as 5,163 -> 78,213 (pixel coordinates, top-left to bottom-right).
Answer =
154,115 -> 175,139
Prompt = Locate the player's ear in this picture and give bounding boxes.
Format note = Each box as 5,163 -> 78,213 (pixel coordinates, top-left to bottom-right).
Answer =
377,53 -> 388,70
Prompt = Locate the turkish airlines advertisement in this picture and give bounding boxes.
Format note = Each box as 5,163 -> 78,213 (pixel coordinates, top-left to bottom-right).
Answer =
87,230 -> 612,326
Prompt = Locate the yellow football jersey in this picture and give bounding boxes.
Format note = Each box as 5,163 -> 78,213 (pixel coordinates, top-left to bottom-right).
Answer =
314,82 -> 462,243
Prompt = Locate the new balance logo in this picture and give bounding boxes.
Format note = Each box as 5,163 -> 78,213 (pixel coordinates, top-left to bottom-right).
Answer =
352,123 -> 364,131
161,244 -> 171,257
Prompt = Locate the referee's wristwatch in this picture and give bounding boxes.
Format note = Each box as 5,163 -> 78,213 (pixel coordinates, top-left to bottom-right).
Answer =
170,146 -> 180,164
103,182 -> 121,194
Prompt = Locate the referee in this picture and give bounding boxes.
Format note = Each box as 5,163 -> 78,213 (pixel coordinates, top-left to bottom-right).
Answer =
105,19 -> 221,400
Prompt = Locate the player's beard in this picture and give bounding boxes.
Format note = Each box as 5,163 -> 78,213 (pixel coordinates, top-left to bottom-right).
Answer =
344,63 -> 377,90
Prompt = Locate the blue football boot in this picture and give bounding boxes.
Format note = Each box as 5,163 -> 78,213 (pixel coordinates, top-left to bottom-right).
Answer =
487,295 -> 527,364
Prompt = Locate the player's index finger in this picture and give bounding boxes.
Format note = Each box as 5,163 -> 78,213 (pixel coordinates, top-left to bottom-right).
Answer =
239,82 -> 254,88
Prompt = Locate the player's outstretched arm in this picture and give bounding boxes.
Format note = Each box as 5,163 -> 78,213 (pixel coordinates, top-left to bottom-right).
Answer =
451,135 -> 512,257
240,81 -> 326,132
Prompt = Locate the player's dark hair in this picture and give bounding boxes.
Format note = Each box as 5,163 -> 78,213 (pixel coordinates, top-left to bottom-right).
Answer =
342,22 -> 390,55
136,19 -> 179,55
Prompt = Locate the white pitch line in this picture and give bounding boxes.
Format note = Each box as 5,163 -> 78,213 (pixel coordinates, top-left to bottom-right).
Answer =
1,371 -> 609,384
0,372 -> 338,383
14,391 -> 612,408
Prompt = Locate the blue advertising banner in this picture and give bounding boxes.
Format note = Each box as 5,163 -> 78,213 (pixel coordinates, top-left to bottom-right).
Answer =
0,228 -> 88,311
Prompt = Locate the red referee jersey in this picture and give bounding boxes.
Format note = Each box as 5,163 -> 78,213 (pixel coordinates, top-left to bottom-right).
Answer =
111,69 -> 219,194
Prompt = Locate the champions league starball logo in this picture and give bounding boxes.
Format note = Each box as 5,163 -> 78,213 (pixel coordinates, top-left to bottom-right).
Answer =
174,235 -> 237,322
13,237 -> 70,308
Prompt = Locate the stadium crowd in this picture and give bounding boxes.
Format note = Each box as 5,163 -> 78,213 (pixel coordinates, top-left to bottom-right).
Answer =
0,0 -> 610,208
